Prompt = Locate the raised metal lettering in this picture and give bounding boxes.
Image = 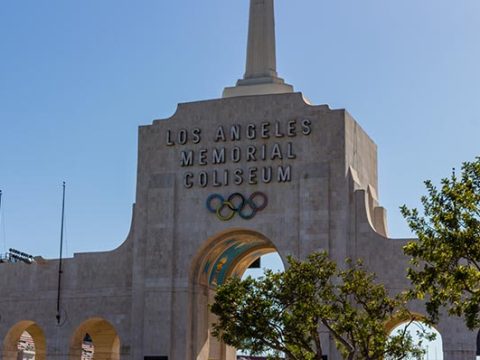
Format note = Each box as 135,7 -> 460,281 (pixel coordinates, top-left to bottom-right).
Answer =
287,120 -> 297,137
246,124 -> 256,140
199,171 -> 208,187
230,125 -> 241,141
166,130 -> 175,146
234,169 -> 244,185
231,147 -> 241,163
184,172 -> 194,188
261,144 -> 267,160
198,149 -> 208,165
212,170 -> 221,187
246,145 -> 257,161
287,142 -> 296,159
262,167 -> 272,183
248,167 -> 258,185
261,122 -> 270,139
271,143 -> 283,160
223,169 -> 229,186
215,126 -> 226,142
192,128 -> 201,144
278,165 -> 292,182
180,151 -> 194,167
178,129 -> 188,145
301,119 -> 312,135
212,148 -> 225,164
274,121 -> 285,137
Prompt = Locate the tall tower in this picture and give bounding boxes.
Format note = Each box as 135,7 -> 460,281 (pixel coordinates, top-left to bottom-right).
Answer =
223,0 -> 294,98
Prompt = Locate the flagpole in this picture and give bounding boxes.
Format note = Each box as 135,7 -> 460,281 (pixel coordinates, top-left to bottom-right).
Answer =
56,182 -> 66,324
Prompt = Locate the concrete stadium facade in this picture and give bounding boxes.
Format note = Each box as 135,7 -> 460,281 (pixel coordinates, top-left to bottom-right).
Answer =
0,1 -> 477,359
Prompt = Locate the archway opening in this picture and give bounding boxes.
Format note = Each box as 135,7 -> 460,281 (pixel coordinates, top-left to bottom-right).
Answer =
192,229 -> 285,360
237,252 -> 285,359
389,320 -> 443,360
2,321 -> 46,360
69,318 -> 120,360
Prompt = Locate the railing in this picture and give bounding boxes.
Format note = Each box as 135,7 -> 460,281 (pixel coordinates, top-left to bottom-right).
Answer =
0,252 -> 11,263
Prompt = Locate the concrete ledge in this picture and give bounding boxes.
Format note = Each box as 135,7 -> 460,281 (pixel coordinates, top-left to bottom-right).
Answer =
222,82 -> 294,98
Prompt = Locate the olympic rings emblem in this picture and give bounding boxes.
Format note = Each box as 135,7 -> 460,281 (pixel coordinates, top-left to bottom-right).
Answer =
206,192 -> 268,221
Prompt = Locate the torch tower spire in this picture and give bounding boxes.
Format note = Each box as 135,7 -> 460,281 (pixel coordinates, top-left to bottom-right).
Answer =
223,0 -> 294,98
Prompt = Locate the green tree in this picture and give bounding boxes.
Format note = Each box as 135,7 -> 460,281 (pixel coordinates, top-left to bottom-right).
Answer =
402,157 -> 480,329
210,251 -> 430,360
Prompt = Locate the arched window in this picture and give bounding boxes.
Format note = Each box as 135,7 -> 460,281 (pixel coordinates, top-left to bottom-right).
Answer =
389,321 -> 443,360
2,321 -> 46,360
70,318 -> 120,360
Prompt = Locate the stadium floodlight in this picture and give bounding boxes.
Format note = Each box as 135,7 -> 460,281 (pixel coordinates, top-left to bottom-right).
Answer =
8,248 -> 35,264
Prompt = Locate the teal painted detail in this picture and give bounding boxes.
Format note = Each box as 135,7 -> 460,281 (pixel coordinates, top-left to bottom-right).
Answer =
203,260 -> 211,274
208,240 -> 263,286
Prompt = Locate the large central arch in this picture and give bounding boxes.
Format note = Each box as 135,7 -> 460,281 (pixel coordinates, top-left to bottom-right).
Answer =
190,228 -> 284,360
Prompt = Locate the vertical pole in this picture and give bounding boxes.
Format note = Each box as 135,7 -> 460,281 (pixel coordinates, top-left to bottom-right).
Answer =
56,182 -> 66,324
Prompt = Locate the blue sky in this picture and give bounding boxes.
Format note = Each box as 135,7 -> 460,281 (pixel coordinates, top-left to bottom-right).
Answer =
0,0 -> 479,259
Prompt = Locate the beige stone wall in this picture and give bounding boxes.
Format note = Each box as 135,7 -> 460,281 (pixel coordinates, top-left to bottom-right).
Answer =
0,220 -> 134,358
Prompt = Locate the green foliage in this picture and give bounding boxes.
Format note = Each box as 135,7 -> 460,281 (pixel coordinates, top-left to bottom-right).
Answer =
402,157 -> 480,329
210,251 -> 430,360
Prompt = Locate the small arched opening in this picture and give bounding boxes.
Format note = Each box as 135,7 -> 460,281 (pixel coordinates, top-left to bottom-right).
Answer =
69,318 -> 120,360
387,318 -> 443,360
191,229 -> 285,360
2,321 -> 46,360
